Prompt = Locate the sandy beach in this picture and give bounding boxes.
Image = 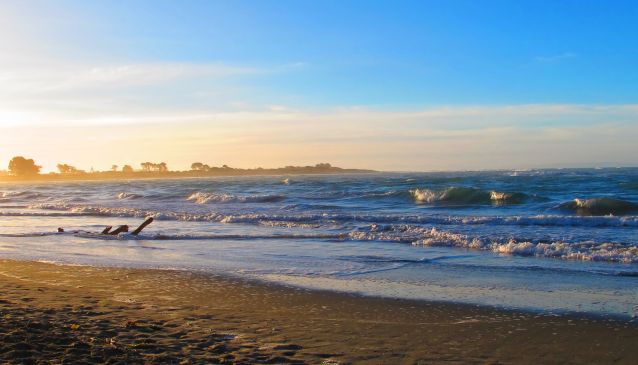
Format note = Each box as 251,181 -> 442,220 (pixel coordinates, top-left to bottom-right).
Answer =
0,259 -> 635,364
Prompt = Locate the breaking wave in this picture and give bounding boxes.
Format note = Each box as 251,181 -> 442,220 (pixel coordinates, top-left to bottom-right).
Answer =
5,209 -> 635,263
411,187 -> 528,205
349,225 -> 638,264
557,198 -> 638,216
21,203 -> 638,228
116,192 -> 142,200
186,192 -> 286,204
0,191 -> 42,200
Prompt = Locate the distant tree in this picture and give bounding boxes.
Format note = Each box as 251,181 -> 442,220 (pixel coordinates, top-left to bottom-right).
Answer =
8,156 -> 41,176
111,165 -> 118,172
122,165 -> 134,173
57,163 -> 79,174
222,164 -> 230,169
140,162 -> 167,173
191,162 -> 204,171
315,163 -> 332,169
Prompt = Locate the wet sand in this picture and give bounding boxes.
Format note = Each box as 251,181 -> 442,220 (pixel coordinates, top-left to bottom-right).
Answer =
0,260 -> 636,364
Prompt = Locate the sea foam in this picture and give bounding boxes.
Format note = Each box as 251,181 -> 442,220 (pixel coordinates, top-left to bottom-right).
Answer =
411,187 -> 527,205
21,203 -> 638,228
350,225 -> 638,264
186,192 -> 285,204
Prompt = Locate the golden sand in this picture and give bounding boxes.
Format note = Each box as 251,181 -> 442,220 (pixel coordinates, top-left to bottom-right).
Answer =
0,260 -> 636,364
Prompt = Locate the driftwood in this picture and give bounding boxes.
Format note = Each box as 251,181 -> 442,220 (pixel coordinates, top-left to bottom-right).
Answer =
109,225 -> 129,235
131,217 -> 154,235
57,218 -> 154,236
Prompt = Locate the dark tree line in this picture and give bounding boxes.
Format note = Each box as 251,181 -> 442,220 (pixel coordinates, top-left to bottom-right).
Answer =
6,156 -> 151,176
57,164 -> 85,174
140,162 -> 168,172
190,162 -> 225,171
4,156 -> 352,179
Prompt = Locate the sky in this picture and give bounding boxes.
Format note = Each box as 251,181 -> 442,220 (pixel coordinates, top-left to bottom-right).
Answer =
0,0 -> 637,172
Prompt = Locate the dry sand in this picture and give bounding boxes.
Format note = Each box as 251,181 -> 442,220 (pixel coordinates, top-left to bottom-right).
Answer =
0,259 -> 636,364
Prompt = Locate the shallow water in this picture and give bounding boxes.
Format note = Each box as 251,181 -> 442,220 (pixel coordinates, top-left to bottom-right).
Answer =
1,169 -> 637,317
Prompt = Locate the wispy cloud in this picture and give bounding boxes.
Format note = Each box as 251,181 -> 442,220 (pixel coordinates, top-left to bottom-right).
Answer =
2,103 -> 636,171
0,59 -> 276,126
0,61 -> 263,93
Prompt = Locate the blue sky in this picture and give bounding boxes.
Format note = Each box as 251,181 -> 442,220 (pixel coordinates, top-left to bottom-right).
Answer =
39,0 -> 638,105
0,1 -> 637,171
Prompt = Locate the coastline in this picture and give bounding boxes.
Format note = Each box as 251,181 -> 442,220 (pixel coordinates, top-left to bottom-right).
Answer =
1,259 -> 636,364
0,168 -> 376,184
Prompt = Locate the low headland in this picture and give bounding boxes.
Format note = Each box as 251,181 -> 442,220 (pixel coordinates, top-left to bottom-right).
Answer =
0,156 -> 375,183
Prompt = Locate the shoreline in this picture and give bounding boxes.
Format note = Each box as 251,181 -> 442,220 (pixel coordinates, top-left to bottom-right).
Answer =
4,258 -> 638,322
251,273 -> 638,323
1,259 -> 637,364
0,170 -> 376,184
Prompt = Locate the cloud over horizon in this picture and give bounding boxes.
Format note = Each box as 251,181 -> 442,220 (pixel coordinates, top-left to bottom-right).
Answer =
1,103 -> 636,172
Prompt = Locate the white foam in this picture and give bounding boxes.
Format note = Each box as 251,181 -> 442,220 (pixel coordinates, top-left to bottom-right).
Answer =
23,203 -> 638,228
186,192 -> 285,204
411,187 -> 525,204
400,226 -> 637,263
116,192 -> 141,200
490,191 -> 513,201
411,188 -> 439,203
347,224 -> 638,263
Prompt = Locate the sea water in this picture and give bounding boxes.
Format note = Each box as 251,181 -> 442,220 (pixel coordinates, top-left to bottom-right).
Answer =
1,169 -> 637,317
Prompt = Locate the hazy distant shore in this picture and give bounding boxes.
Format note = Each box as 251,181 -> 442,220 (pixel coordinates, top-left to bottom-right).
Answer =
0,165 -> 375,183
1,259 -> 636,364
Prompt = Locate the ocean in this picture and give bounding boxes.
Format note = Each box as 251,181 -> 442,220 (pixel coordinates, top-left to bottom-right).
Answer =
1,168 -> 637,317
